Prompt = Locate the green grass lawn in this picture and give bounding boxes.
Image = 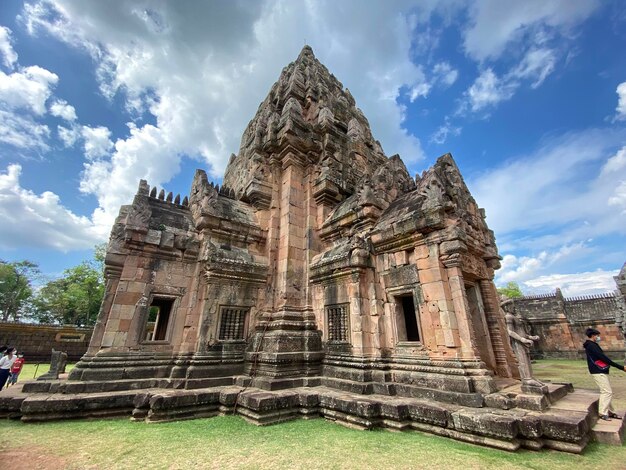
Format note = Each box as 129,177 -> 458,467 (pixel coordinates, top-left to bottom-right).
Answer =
1,358 -> 626,470
8,362 -> 75,383
533,358 -> 626,410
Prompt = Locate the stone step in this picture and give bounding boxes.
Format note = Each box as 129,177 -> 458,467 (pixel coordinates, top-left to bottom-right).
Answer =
546,382 -> 573,404
548,390 -> 598,416
592,411 -> 626,445
5,383 -> 598,453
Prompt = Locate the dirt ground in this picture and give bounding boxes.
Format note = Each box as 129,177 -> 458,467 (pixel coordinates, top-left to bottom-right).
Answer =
0,447 -> 67,470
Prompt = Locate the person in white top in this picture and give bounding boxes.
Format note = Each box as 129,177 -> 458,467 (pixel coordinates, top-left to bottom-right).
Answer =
0,347 -> 17,391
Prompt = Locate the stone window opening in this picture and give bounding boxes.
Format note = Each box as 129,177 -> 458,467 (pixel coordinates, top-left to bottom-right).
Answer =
146,297 -> 175,342
326,303 -> 350,343
218,306 -> 250,341
395,294 -> 420,342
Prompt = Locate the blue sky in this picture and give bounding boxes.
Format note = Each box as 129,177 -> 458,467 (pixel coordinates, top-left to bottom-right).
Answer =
0,0 -> 625,296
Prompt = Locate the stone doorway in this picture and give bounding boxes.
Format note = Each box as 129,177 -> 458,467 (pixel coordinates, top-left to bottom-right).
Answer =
395,294 -> 420,342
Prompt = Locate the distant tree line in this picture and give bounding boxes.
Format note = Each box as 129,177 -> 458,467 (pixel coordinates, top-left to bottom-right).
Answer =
0,244 -> 106,327
497,281 -> 524,299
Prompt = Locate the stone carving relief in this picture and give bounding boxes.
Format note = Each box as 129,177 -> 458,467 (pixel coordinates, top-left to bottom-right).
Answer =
349,235 -> 371,267
502,298 -> 547,394
419,173 -> 445,210
126,197 -> 152,230
189,170 -> 219,224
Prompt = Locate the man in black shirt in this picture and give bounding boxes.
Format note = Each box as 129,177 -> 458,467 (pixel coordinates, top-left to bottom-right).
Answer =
584,328 -> 625,420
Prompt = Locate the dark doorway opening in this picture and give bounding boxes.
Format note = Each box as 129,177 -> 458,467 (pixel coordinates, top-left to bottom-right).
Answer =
149,297 -> 174,341
398,295 -> 420,342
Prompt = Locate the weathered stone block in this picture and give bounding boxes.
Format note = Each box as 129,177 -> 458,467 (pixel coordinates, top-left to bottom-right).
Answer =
452,410 -> 519,439
407,401 -> 450,426
541,414 -> 588,442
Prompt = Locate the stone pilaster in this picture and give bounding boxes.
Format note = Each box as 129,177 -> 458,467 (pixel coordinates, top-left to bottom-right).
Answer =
87,275 -> 120,355
442,262 -> 481,361
245,147 -> 323,386
415,243 -> 464,358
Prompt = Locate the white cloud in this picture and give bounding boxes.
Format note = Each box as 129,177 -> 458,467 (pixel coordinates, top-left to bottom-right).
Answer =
81,125 -> 113,159
471,131 -> 626,241
466,68 -> 515,112
475,136 -> 626,297
49,98 -> 77,121
0,49 -> 57,152
0,65 -> 58,115
407,62 -> 458,103
432,61 -> 458,87
609,181 -> 626,214
510,47 -> 556,88
0,109 -> 49,151
80,122 -> 178,231
522,270 -> 619,296
0,26 -> 18,70
22,0 -> 435,230
430,118 -> 461,144
0,27 -> 79,154
0,164 -> 104,251
459,0 -> 600,114
408,82 -> 431,102
616,81 -> 626,121
463,0 -> 599,62
57,125 -> 79,147
495,242 -> 590,285
600,145 -> 626,176
462,47 -> 557,113
495,242 -> 625,296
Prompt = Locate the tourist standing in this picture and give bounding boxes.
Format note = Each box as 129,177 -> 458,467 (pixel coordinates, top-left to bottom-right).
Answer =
584,328 -> 624,420
8,352 -> 25,386
0,347 -> 17,391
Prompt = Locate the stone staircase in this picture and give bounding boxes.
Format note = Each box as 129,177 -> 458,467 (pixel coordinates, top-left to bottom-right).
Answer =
2,379 -> 624,452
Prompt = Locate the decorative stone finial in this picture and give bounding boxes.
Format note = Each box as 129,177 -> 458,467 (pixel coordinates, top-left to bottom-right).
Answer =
297,45 -> 315,61
137,179 -> 149,196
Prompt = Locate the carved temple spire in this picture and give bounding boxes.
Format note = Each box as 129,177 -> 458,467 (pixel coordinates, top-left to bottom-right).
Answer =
223,46 -> 388,205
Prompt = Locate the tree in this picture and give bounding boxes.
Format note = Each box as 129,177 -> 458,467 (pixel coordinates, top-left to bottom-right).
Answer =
0,260 -> 40,322
497,281 -> 524,299
32,260 -> 104,327
94,242 -> 107,275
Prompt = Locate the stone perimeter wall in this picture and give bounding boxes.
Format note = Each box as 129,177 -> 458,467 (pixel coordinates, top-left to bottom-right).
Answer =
512,289 -> 625,359
0,322 -> 93,362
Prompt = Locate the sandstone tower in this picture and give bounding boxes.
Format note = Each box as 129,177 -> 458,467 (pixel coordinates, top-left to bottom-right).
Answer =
13,47 -> 601,453
71,45 -> 517,398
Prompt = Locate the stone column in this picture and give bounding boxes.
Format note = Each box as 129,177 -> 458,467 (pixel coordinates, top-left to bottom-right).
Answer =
274,150 -> 306,309
443,263 -> 481,360
87,275 -> 120,355
348,272 -> 366,355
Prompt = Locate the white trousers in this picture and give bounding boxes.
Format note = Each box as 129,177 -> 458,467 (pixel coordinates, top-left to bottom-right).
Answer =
592,373 -> 615,416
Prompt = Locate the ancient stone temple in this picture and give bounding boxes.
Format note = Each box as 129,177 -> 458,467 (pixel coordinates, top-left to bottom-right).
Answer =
2,46 -> 618,452
78,45 -> 516,396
